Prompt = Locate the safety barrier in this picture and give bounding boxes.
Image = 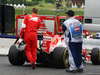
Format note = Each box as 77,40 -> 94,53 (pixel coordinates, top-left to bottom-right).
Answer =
83,38 -> 100,50
0,38 -> 16,55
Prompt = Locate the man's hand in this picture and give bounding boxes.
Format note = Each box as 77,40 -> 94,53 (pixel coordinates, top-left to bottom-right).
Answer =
20,36 -> 24,41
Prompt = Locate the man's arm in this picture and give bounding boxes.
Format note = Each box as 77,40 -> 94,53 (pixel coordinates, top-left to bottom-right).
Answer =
20,16 -> 27,38
37,18 -> 41,29
62,24 -> 67,32
20,28 -> 26,38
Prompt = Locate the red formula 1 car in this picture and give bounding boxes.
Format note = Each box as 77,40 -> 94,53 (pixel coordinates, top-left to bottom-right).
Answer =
8,31 -> 100,68
8,31 -> 69,68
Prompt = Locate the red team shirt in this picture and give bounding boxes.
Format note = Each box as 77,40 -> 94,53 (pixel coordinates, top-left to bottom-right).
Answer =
20,14 -> 41,40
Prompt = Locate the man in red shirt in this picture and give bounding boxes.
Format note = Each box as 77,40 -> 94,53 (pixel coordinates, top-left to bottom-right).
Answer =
20,8 -> 41,69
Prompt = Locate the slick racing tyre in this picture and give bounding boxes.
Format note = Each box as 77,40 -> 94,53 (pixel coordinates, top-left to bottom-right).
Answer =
8,44 -> 25,65
91,48 -> 100,65
52,47 -> 69,68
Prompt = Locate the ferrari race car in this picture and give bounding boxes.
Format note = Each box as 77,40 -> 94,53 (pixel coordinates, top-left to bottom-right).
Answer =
8,31 -> 68,68
8,31 -> 100,68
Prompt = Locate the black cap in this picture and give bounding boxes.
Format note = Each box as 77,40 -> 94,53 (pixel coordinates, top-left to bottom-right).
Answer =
65,10 -> 74,17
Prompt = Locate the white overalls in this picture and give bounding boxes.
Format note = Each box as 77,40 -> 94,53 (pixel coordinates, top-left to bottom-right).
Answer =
63,17 -> 84,71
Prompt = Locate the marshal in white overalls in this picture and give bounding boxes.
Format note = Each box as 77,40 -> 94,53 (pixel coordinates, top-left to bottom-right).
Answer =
63,17 -> 84,71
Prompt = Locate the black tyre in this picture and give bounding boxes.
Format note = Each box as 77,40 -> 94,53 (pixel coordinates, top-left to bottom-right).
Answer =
91,48 -> 100,65
8,44 -> 25,65
52,47 -> 69,68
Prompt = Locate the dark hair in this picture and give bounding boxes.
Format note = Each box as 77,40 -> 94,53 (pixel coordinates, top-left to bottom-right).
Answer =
24,13 -> 27,15
65,10 -> 74,17
32,7 -> 38,14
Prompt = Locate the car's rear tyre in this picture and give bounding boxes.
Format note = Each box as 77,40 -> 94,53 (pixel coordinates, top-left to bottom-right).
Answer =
52,47 -> 69,68
8,44 -> 25,65
91,48 -> 100,65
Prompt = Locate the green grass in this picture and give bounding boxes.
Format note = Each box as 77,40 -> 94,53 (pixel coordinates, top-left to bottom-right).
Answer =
15,3 -> 84,17
15,9 -> 84,18
14,1 -> 84,17
26,0 -> 32,1
15,3 -> 55,10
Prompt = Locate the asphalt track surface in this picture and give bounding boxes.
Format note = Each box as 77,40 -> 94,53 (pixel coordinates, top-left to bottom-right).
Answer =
0,56 -> 100,75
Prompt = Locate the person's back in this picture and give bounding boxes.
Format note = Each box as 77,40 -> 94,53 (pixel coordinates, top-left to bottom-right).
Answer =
24,14 -> 41,40
64,17 -> 83,42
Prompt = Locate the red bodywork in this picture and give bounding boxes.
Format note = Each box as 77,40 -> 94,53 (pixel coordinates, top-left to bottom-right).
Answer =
82,47 -> 91,61
83,30 -> 90,36
42,31 -> 66,53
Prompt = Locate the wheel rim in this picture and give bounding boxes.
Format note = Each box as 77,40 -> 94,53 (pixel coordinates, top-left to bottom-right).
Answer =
63,49 -> 69,68
99,50 -> 100,63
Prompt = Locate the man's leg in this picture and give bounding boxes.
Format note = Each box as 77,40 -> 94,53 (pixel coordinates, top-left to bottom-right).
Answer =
67,42 -> 77,71
25,39 -> 33,63
75,42 -> 84,72
76,42 -> 84,69
31,39 -> 37,64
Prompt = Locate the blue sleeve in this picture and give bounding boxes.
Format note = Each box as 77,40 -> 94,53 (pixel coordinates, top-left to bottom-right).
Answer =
62,24 -> 67,32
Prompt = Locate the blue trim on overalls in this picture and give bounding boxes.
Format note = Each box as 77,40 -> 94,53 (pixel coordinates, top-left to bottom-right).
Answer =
67,32 -> 71,42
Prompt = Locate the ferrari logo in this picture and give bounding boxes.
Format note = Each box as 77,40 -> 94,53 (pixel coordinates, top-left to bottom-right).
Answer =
54,38 -> 58,44
55,39 -> 57,44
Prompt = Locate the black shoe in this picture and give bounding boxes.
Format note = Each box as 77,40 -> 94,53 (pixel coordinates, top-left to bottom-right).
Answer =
66,68 -> 77,73
31,62 -> 36,69
77,68 -> 83,73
